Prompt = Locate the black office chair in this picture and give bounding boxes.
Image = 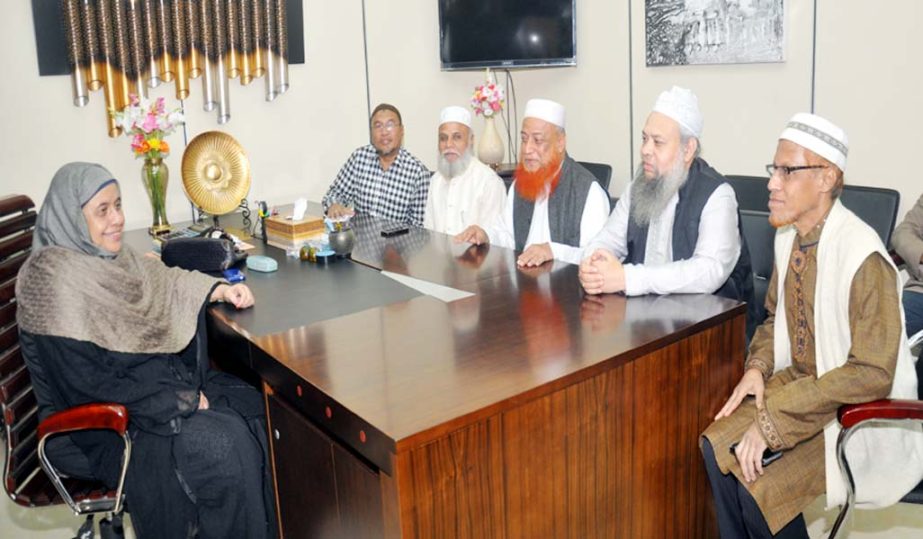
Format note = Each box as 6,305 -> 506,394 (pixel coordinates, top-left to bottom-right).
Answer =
726,175 -> 770,212
577,161 -> 612,193
739,210 -> 774,326
839,185 -> 901,247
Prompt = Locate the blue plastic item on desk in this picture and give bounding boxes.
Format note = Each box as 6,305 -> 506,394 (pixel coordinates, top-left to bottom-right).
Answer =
246,255 -> 278,272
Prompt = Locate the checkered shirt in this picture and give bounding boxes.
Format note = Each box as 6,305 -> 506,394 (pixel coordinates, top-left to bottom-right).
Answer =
323,145 -> 432,227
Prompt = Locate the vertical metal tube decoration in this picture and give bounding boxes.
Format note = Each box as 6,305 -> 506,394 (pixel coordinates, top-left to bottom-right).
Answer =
211,0 -> 230,123
110,0 -> 133,107
80,0 -> 103,91
226,0 -> 240,79
155,0 -> 174,82
141,0 -> 161,87
170,0 -> 190,100
126,0 -> 148,100
62,0 -> 88,106
274,0 -> 289,95
185,0 -> 201,78
238,0 -> 254,85
97,0 -> 122,136
250,0 -> 265,78
198,0 -> 216,112
61,0 -> 293,135
262,0 -> 278,101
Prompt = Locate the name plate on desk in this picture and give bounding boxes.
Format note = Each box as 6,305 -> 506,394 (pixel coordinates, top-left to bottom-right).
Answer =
265,214 -> 325,248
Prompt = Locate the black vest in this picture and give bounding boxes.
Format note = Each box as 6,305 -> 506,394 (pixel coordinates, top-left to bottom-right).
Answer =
512,156 -> 595,251
626,158 -> 758,338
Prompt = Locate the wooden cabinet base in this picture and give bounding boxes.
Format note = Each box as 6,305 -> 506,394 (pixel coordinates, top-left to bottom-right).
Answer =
265,316 -> 741,538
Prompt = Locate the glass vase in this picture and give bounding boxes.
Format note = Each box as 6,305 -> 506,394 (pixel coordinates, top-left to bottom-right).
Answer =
141,157 -> 172,235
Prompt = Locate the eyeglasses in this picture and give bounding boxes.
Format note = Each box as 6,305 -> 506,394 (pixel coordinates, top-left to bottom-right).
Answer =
372,121 -> 399,132
765,164 -> 827,178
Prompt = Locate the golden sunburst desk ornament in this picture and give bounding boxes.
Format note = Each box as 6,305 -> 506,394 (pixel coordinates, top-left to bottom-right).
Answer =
181,131 -> 252,238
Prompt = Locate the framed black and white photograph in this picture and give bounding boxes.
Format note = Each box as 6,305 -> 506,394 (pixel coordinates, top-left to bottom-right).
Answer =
646,0 -> 784,67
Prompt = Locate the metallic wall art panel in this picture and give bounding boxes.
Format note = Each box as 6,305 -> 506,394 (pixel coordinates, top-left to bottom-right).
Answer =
55,0 -> 292,136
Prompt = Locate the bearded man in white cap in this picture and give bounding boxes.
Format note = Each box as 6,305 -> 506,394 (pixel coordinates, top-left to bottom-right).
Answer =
701,113 -> 923,539
423,106 -> 506,235
455,98 -> 610,267
579,86 -> 756,332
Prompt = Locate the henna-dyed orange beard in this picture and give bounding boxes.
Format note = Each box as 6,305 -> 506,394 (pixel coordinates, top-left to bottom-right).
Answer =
514,151 -> 565,202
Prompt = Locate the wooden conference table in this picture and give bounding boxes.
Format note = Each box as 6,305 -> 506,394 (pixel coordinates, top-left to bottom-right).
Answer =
127,212 -> 745,538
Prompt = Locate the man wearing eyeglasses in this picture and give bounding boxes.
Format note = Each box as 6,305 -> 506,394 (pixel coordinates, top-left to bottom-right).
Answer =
578,86 -> 756,333
323,103 -> 431,226
701,113 -> 923,539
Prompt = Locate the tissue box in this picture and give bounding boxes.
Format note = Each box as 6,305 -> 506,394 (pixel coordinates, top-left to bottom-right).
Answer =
264,214 -> 325,249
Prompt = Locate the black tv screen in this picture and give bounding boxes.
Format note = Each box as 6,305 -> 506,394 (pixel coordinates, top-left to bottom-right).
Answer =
439,0 -> 576,70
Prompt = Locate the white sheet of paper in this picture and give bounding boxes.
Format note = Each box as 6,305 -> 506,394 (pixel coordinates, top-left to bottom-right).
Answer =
380,271 -> 474,303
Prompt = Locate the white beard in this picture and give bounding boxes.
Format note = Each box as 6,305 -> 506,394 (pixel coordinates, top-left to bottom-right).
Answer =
630,156 -> 689,227
437,149 -> 473,179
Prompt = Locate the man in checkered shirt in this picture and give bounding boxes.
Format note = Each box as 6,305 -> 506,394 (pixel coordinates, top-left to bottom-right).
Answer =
323,104 -> 432,226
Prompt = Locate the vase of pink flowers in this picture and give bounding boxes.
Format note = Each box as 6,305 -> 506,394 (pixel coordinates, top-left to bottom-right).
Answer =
112,95 -> 185,235
470,69 -> 506,167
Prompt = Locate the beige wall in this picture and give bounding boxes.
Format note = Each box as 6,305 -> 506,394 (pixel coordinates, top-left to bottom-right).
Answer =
2,1 -> 922,228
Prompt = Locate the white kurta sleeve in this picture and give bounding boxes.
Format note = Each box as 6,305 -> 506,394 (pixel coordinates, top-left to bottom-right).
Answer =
472,174 -> 508,230
583,182 -> 631,261
423,179 -> 437,230
549,182 -> 612,264
622,183 -> 741,296
485,184 -> 516,250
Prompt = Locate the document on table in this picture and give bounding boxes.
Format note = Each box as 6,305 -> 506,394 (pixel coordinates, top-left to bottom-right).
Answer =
380,271 -> 474,303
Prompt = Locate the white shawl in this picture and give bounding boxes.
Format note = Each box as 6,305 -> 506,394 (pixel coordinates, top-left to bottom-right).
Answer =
773,199 -> 923,509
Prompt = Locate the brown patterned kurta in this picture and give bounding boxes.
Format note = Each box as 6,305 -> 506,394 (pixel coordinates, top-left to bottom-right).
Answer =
702,222 -> 901,533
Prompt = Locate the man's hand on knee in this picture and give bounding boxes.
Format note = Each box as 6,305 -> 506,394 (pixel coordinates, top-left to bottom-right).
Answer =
715,368 -> 765,420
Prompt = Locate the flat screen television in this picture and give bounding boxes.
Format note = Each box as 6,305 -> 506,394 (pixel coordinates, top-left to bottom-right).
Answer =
438,0 -> 576,70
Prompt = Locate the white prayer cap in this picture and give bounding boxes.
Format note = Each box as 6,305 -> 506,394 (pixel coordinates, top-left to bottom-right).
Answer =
523,98 -> 566,129
440,105 -> 471,128
779,112 -> 849,172
652,86 -> 703,138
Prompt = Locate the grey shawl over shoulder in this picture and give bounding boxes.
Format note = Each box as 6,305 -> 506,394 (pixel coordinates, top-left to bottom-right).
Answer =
17,245 -> 219,354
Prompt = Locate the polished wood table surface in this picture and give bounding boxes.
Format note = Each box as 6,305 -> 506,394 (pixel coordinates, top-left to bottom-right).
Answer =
126,213 -> 745,538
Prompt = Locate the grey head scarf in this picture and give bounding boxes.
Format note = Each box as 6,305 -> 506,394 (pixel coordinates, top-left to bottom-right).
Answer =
34,162 -> 119,258
18,162 -> 221,354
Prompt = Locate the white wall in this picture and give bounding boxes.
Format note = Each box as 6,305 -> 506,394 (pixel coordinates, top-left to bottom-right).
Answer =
814,0 -> 923,218
3,0 -> 922,227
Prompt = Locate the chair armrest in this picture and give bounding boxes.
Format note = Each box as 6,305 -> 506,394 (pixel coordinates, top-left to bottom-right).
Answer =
37,403 -> 129,440
838,399 -> 923,430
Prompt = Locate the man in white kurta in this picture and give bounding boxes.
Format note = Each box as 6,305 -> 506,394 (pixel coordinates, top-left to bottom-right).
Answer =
423,106 -> 506,235
579,86 -> 749,299
455,99 -> 610,267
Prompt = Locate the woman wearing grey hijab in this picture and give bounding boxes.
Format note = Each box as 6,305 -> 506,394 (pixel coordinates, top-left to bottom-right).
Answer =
17,163 -> 276,538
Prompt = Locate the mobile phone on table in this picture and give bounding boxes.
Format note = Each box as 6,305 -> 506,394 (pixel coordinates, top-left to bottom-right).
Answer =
381,225 -> 409,238
729,442 -> 783,467
222,268 -> 246,283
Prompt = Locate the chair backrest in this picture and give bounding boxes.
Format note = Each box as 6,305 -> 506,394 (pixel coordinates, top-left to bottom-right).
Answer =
0,194 -> 49,506
725,175 -> 770,212
740,210 -> 774,326
839,185 -> 900,247
577,161 -> 612,192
